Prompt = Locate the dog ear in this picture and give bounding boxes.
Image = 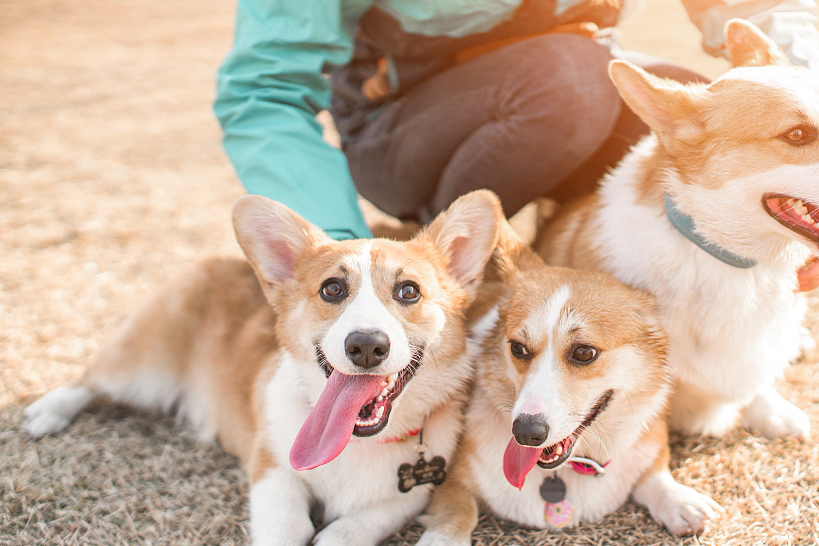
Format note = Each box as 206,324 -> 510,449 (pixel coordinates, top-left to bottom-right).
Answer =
608,60 -> 706,149
487,220 -> 546,284
232,195 -> 329,285
419,190 -> 503,294
724,18 -> 790,68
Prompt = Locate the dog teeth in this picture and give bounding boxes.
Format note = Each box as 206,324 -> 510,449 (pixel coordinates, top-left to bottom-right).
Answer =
380,388 -> 389,397
555,444 -> 563,456
376,406 -> 385,418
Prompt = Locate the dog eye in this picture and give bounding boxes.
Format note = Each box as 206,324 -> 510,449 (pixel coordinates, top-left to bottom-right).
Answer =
780,126 -> 816,146
509,340 -> 532,360
320,278 -> 348,302
394,281 -> 421,303
569,344 -> 598,365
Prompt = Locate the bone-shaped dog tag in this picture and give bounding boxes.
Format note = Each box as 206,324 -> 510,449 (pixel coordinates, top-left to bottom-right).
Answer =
397,455 -> 447,493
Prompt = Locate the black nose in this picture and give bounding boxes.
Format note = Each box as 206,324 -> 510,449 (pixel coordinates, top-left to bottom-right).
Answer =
512,413 -> 550,447
345,330 -> 391,369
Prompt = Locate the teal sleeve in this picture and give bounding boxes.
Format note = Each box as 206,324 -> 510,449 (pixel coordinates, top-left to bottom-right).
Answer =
214,0 -> 374,240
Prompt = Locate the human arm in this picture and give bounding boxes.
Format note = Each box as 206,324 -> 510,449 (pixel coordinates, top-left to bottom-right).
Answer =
214,0 -> 375,241
681,0 -> 819,69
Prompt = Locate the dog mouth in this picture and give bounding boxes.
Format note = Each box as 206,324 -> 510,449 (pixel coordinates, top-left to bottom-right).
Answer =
763,194 -> 819,244
316,346 -> 423,437
289,347 -> 424,471
535,389 -> 613,470
503,390 -> 614,489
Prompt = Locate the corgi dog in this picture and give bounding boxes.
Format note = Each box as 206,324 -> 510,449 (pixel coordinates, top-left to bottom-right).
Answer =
23,190 -> 503,546
536,19 -> 817,440
416,225 -> 719,545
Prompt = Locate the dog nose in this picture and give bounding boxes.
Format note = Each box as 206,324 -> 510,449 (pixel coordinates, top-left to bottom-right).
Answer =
512,413 -> 550,446
345,330 -> 391,369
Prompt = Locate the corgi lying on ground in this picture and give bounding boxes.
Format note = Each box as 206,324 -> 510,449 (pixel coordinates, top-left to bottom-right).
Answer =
24,190 -> 503,546
536,19 -> 817,440
416,225 -> 719,545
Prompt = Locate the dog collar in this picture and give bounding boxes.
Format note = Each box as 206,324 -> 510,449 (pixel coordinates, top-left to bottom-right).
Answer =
664,193 -> 757,269
566,456 -> 609,476
378,427 -> 421,444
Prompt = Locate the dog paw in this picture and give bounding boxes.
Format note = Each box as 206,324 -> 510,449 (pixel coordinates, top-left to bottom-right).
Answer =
24,407 -> 73,438
415,530 -> 469,546
741,387 -> 811,440
23,385 -> 94,438
651,483 -> 722,537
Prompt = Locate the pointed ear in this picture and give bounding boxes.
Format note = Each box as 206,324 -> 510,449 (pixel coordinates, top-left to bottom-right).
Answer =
608,60 -> 706,148
487,219 -> 545,284
418,190 -> 503,294
232,195 -> 330,285
724,18 -> 790,68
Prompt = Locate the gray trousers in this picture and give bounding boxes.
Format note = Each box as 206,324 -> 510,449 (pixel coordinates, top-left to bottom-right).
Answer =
342,33 -> 707,222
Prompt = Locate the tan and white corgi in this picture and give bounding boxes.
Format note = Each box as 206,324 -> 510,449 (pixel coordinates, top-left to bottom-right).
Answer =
536,19 -> 817,440
23,190 -> 503,546
416,225 -> 719,545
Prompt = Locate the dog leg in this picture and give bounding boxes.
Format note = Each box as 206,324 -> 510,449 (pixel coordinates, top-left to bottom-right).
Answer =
250,467 -> 315,546
312,493 -> 427,546
740,384 -> 811,440
416,465 -> 478,546
631,421 -> 721,536
24,380 -> 98,437
632,468 -> 721,536
668,380 -> 739,437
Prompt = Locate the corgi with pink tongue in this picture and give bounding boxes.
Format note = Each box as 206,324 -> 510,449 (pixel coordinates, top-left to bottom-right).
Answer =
416,224 -> 720,545
24,190 -> 503,546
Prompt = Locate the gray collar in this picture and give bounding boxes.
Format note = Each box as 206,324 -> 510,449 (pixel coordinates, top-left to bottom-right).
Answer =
664,193 -> 757,269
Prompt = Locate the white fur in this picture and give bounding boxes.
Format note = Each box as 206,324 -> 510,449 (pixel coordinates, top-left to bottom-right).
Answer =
24,385 -> 97,437
250,467 -> 314,546
260,353 -> 466,545
322,242 -> 412,376
632,469 -> 720,536
595,137 -> 812,438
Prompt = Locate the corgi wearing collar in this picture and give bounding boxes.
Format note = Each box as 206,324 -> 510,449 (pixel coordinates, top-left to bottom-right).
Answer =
24,190 -> 503,546
416,225 -> 719,544
536,19 -> 816,440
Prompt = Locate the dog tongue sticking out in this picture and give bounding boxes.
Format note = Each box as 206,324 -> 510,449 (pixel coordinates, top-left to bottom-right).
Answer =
290,372 -> 385,471
503,438 -> 542,490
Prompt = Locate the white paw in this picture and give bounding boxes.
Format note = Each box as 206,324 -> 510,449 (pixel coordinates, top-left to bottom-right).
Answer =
23,385 -> 95,438
24,407 -> 73,438
652,483 -> 722,537
741,387 -> 811,440
416,530 -> 469,546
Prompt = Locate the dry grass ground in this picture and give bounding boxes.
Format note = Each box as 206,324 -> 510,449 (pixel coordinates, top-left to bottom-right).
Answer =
1,0 -> 817,544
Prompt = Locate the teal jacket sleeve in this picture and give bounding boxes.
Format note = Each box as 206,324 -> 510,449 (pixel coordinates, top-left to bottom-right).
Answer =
681,0 -> 819,69
214,0 -> 375,241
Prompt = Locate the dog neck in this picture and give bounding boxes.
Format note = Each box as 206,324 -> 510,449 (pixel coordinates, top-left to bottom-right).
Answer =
664,193 -> 758,269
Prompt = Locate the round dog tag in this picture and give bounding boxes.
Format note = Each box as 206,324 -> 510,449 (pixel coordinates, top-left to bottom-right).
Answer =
544,499 -> 574,528
539,475 -> 566,503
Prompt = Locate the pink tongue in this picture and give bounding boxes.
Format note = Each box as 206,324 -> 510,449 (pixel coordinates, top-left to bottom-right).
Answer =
503,437 -> 543,490
289,372 -> 385,471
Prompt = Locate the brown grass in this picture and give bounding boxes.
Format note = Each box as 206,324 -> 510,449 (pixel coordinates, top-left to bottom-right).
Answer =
1,0 -> 817,544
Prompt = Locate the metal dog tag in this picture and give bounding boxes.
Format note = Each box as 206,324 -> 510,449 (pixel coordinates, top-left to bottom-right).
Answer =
539,475 -> 566,503
397,455 -> 447,493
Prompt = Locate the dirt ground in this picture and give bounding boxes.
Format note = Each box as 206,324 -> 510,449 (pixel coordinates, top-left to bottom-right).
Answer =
1,0 -> 817,544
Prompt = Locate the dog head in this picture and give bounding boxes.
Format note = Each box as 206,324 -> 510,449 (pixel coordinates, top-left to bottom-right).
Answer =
609,19 -> 819,263
232,190 -> 503,470
488,229 -> 669,488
